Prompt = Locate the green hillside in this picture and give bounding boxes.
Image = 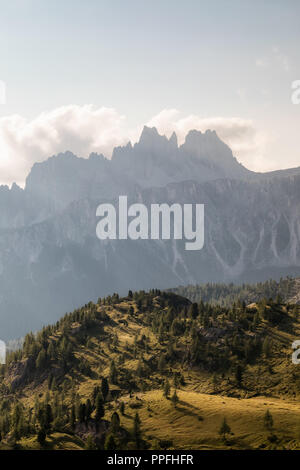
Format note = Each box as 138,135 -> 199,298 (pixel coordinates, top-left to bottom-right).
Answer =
0,289 -> 300,450
169,277 -> 300,306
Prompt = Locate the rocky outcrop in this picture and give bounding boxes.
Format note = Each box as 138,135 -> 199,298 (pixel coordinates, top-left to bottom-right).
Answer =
8,357 -> 35,391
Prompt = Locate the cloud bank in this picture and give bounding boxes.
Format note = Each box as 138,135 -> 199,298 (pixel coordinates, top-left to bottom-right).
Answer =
0,105 -> 267,186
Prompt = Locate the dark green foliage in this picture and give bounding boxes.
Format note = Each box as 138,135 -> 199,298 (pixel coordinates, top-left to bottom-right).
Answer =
85,435 -> 97,450
1,285 -> 299,450
70,404 -> 76,429
219,417 -> 231,440
101,378 -> 109,402
104,433 -> 116,450
37,403 -> 53,434
85,399 -> 92,421
109,360 -> 118,384
262,337 -> 272,358
163,379 -> 170,398
169,278 -> 296,307
264,410 -> 274,431
95,393 -> 105,421
37,428 -> 46,446
133,412 -> 141,446
189,303 -> 199,319
120,402 -> 125,415
110,412 -> 120,433
235,364 -> 243,387
171,390 -> 179,408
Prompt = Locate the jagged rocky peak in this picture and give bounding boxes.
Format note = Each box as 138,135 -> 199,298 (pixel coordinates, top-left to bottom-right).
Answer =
136,125 -> 169,149
111,141 -> 132,160
26,150 -> 78,183
43,150 -> 79,163
88,152 -> 106,162
0,184 -> 10,193
181,128 -> 232,159
10,182 -> 23,193
56,150 -> 77,159
0,182 -> 23,195
169,131 -> 178,148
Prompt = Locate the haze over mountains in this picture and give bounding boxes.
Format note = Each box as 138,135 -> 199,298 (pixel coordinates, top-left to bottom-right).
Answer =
0,127 -> 300,339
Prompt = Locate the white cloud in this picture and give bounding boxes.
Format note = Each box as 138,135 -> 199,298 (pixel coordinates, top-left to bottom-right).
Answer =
0,105 -> 129,186
0,105 -> 268,186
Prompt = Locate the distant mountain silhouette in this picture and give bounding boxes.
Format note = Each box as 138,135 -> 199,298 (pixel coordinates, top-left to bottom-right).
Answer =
0,127 -> 299,339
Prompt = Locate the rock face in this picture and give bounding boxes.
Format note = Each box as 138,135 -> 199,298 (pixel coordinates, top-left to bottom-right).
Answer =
9,357 -> 35,391
75,419 -> 110,442
0,127 -> 299,339
287,278 -> 300,304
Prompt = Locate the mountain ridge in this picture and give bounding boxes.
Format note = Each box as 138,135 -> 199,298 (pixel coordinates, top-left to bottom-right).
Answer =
0,127 -> 299,338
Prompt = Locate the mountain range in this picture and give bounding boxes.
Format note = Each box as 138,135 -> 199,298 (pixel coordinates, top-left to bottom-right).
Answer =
0,126 -> 300,339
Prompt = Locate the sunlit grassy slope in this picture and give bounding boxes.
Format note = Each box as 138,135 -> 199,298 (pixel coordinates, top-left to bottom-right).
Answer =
2,290 -> 300,450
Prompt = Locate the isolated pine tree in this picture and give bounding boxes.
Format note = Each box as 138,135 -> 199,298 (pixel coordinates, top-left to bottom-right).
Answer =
264,409 -> 273,431
171,390 -> 179,408
133,412 -> 141,445
219,417 -> 231,440
163,379 -> 170,398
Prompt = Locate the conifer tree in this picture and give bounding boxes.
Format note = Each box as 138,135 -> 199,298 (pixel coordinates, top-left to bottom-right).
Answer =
264,409 -> 273,431
235,364 -> 243,387
120,402 -> 125,415
163,379 -> 170,398
104,433 -> 116,450
95,393 -> 105,421
85,399 -> 92,421
110,412 -> 120,434
85,434 -> 97,450
109,360 -> 118,384
101,377 -> 109,402
219,417 -> 231,440
37,428 -> 46,446
133,412 -> 141,447
70,404 -> 76,429
171,390 -> 179,408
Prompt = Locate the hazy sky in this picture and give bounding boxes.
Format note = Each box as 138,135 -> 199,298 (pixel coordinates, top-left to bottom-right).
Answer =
0,0 -> 299,185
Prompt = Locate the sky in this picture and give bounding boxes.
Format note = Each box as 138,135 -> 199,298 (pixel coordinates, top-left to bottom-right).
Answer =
0,0 -> 299,186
